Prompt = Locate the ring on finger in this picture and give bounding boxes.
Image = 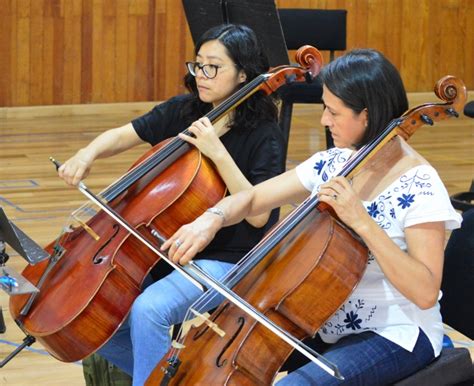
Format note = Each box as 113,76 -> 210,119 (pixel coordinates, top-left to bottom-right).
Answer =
175,239 -> 183,248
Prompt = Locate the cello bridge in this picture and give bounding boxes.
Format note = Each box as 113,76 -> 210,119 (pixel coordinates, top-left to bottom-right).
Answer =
190,308 -> 225,337
72,215 -> 100,241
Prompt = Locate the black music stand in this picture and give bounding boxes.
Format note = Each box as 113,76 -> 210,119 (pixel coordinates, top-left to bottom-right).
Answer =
182,0 -> 289,67
0,208 -> 46,295
0,208 -> 49,265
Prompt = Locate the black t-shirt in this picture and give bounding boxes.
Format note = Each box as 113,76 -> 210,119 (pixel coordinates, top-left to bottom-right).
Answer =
131,94 -> 286,263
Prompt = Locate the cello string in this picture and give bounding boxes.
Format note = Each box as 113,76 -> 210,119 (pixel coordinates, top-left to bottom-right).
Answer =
166,190 -> 336,359
65,63 -> 326,364
167,118 -> 405,360
87,64 -> 296,204
99,75 -> 269,202
158,102 -> 460,360
120,77 -> 468,374
208,118 -> 404,287
73,176 -> 339,369
161,260 -> 343,378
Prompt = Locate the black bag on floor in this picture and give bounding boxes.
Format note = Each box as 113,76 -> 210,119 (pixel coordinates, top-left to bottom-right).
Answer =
83,353 -> 132,386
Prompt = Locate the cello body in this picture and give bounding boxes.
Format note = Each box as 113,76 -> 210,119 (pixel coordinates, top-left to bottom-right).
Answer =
9,45 -> 326,364
145,75 -> 468,385
146,210 -> 368,385
9,142 -> 226,362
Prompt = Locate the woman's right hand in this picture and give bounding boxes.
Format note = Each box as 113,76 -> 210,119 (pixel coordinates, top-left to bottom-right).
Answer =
57,123 -> 144,186
58,149 -> 95,186
161,211 -> 225,265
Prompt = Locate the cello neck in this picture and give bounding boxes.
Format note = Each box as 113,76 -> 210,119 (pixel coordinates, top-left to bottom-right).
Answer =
205,74 -> 271,123
99,74 -> 272,203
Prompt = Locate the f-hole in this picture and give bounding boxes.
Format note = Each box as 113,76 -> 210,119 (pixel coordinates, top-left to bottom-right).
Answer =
92,224 -> 120,264
216,316 -> 245,367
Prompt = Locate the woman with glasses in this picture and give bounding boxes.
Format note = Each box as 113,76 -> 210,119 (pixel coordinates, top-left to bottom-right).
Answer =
58,24 -> 285,385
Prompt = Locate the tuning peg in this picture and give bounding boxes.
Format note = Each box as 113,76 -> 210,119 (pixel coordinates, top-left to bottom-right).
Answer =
284,73 -> 297,85
420,114 -> 434,125
445,108 -> 459,118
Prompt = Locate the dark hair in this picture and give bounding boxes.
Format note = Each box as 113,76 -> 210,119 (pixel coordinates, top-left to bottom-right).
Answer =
181,24 -> 278,131
319,49 -> 409,149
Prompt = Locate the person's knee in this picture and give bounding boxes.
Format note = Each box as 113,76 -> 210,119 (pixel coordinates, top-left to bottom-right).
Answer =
130,292 -> 166,325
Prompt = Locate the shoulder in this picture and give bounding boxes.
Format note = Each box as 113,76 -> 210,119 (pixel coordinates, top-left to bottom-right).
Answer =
157,94 -> 193,111
393,164 -> 450,209
168,94 -> 193,104
295,147 -> 352,192
396,164 -> 445,194
392,164 -> 461,229
137,94 -> 192,122
298,147 -> 352,180
132,94 -> 195,144
239,119 -> 280,134
233,119 -> 285,148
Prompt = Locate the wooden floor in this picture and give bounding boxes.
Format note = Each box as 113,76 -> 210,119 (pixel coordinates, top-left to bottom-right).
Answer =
0,92 -> 473,385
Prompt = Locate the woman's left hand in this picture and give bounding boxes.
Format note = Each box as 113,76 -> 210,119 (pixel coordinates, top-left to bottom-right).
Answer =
318,176 -> 371,233
179,117 -> 227,161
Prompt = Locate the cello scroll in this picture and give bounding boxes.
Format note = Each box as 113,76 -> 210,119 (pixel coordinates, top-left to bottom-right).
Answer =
260,45 -> 323,95
397,75 -> 467,140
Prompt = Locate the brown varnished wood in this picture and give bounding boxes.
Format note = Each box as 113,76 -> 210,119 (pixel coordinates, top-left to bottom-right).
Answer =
145,77 -> 468,385
5,44 -> 325,362
9,142 -> 226,362
0,92 -> 472,384
1,0 -> 473,107
146,212 -> 368,385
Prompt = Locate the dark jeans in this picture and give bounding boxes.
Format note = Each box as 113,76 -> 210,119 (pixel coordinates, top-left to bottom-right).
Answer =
277,329 -> 435,385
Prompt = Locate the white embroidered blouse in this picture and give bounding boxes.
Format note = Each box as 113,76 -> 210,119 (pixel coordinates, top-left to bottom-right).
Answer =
295,147 -> 462,356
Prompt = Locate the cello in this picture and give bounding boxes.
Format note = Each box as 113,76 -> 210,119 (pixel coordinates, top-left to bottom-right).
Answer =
145,75 -> 467,385
8,46 -> 323,363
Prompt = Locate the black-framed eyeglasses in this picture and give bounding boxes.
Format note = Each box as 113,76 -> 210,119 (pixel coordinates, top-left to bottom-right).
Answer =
185,61 -> 225,79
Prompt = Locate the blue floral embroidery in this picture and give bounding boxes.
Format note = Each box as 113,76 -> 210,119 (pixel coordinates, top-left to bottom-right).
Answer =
397,193 -> 415,209
313,160 -> 326,175
323,299 -> 368,334
313,159 -> 329,181
320,167 -> 440,338
394,170 -> 432,195
334,323 -> 346,334
344,311 -> 362,330
313,149 -> 351,183
367,202 -> 380,218
367,252 -> 375,264
365,306 -> 377,322
365,195 -> 393,230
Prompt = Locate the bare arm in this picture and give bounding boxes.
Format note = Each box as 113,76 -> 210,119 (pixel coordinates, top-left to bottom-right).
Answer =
179,117 -> 282,228
58,123 -> 144,186
318,176 -> 445,309
362,221 -> 444,309
162,168 -> 309,264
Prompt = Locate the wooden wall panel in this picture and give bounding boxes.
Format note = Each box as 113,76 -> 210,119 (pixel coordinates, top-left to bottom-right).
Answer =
0,0 -> 472,107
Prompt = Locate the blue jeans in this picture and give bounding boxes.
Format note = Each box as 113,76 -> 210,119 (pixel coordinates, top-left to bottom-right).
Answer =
277,329 -> 435,385
96,259 -> 234,386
